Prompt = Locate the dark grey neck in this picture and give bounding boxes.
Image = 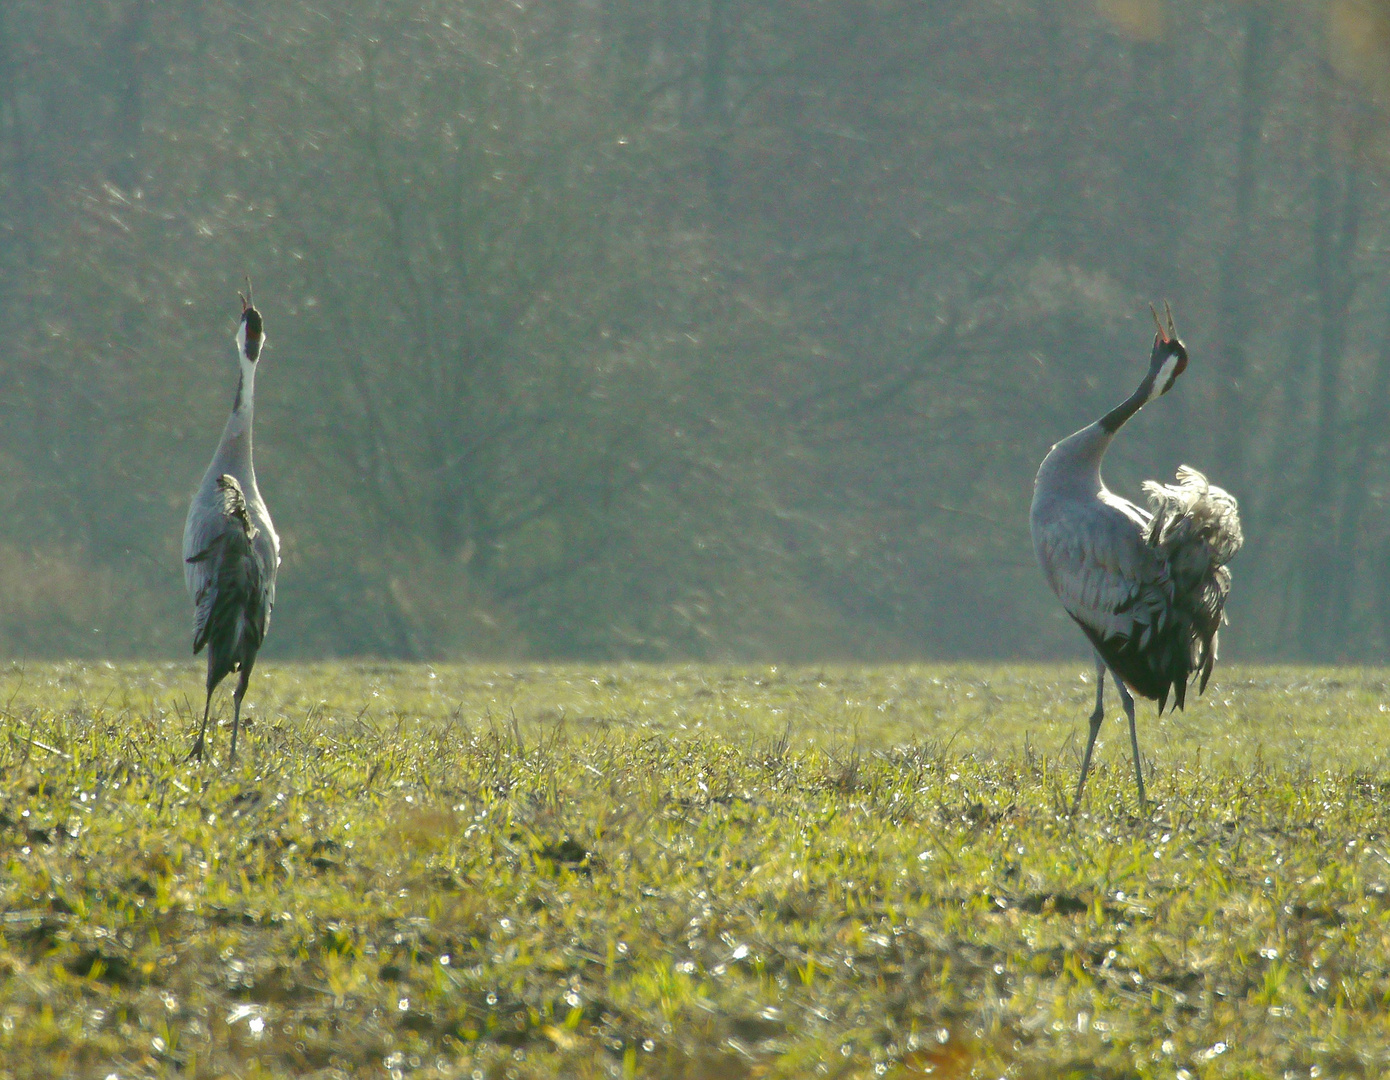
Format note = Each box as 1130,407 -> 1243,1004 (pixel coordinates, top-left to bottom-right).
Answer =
1099,371 -> 1156,434
1035,368 -> 1159,501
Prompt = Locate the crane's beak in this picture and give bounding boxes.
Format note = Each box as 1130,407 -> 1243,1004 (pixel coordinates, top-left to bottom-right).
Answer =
1150,303 -> 1170,344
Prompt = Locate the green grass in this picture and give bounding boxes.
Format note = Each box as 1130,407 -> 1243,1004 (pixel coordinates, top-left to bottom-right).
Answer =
1,662 -> 1390,1078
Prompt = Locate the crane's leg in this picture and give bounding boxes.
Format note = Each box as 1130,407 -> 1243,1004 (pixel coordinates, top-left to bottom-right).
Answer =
189,666 -> 219,762
188,695 -> 213,761
1070,651 -> 1107,815
229,659 -> 255,765
1112,673 -> 1146,810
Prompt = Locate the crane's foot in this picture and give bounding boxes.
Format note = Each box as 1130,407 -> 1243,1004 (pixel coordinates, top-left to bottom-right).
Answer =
186,738 -> 206,763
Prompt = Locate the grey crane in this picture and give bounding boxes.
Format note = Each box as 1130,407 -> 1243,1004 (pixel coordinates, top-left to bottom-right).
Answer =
182,286 -> 280,763
1030,305 -> 1243,814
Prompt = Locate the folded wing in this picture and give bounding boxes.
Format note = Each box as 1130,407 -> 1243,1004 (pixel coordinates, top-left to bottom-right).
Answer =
185,475 -> 273,666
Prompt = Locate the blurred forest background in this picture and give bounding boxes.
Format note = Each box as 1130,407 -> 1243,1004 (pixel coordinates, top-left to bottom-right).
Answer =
2,0 -> 1390,662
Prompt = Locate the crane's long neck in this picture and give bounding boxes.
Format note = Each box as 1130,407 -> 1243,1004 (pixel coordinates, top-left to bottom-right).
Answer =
1035,370 -> 1158,499
206,360 -> 258,490
1098,373 -> 1154,436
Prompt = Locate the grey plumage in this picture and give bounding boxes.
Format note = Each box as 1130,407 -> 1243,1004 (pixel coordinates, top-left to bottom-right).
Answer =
183,289 -> 279,763
1030,307 -> 1242,813
188,475 -> 266,653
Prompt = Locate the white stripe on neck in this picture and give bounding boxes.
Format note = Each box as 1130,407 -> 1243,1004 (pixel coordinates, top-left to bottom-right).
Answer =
234,354 -> 257,413
1147,352 -> 1179,402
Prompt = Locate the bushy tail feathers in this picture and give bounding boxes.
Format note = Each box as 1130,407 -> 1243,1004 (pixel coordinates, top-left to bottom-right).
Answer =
1143,465 -> 1243,565
1143,466 -> 1243,699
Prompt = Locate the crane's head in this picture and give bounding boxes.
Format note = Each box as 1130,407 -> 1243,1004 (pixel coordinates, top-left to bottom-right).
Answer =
1146,301 -> 1187,399
236,279 -> 265,364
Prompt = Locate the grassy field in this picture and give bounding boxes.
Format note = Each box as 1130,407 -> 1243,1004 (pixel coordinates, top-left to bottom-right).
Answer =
1,662 -> 1390,1078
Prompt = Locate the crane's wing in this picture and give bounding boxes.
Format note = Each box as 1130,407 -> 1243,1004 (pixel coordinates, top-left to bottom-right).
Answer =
1036,496 -> 1170,643
1034,495 -> 1187,703
185,475 -> 272,658
253,526 -> 277,637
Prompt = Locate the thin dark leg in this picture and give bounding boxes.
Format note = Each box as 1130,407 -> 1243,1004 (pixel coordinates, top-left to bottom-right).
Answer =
189,670 -> 218,762
1112,673 -> 1146,809
1070,651 -> 1107,815
229,662 -> 254,764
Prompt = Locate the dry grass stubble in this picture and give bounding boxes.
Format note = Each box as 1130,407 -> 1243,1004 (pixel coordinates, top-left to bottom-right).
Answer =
0,663 -> 1384,1078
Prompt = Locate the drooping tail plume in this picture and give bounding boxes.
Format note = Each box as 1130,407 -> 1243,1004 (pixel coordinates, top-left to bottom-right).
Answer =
1142,466 -> 1243,702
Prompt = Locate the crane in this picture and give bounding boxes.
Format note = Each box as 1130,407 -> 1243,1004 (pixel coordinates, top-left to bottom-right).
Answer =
182,284 -> 280,763
1030,305 -> 1242,814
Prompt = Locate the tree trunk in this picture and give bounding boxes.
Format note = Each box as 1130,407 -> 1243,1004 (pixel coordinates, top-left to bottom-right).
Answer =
1326,295 -> 1390,657
704,0 -> 731,213
1211,2 -> 1270,491
107,0 -> 152,190
1294,66 -> 1361,659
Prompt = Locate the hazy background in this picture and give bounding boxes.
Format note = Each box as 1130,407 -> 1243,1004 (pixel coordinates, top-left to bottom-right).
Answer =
1,0 -> 1389,662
